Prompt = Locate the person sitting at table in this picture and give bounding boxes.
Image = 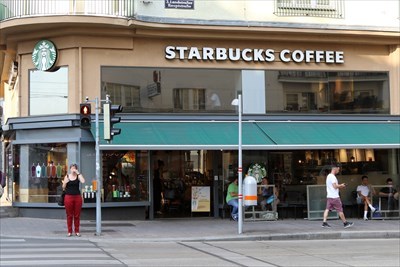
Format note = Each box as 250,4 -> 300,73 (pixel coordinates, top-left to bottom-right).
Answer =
356,175 -> 377,220
226,177 -> 239,221
259,177 -> 279,212
379,178 -> 399,211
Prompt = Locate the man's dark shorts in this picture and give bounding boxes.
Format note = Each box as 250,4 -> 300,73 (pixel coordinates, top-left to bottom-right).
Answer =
326,197 -> 343,212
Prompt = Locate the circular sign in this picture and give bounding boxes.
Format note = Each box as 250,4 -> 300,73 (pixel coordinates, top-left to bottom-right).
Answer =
32,40 -> 58,71
247,163 -> 267,183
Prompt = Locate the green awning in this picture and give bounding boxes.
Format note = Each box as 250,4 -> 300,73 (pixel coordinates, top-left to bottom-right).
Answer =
256,122 -> 400,149
97,121 -> 400,150
98,121 -> 275,150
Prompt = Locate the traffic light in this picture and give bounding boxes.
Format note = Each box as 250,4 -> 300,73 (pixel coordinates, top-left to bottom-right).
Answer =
103,103 -> 123,141
80,103 -> 91,129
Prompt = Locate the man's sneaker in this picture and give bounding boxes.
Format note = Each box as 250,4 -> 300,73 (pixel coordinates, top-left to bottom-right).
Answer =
232,215 -> 238,221
322,222 -> 331,228
344,221 -> 354,228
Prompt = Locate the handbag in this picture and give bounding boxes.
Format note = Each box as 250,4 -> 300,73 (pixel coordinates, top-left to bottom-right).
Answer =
58,191 -> 66,206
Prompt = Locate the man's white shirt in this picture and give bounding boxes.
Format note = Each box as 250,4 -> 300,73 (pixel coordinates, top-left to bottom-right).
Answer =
326,173 -> 339,198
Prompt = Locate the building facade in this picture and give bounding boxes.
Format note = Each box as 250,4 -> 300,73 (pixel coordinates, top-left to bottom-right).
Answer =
0,0 -> 399,220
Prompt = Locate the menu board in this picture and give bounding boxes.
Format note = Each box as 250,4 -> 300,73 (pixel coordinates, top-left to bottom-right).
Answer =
191,186 -> 210,212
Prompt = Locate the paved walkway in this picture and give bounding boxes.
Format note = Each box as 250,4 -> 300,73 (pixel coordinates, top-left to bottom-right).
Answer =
0,216 -> 399,243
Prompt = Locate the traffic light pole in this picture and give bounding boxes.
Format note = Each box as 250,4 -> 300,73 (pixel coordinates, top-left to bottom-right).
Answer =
83,95 -> 120,236
94,97 -> 101,236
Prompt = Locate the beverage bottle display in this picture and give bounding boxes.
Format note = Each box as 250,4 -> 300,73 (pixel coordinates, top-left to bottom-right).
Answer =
51,164 -> 56,178
41,163 -> 46,177
31,164 -> 36,177
112,185 -> 118,198
92,180 -> 97,192
46,164 -> 51,178
35,163 -> 41,178
56,163 -> 62,178
126,185 -> 131,197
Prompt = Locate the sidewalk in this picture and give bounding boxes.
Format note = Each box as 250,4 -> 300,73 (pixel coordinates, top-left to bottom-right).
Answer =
1,216 -> 399,243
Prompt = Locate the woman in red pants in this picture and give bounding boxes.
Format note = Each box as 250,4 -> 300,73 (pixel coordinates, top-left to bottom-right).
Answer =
62,163 -> 85,237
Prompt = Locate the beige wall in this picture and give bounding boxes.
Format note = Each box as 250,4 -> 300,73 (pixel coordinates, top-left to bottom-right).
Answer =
7,28 -> 400,117
389,45 -> 400,115
136,0 -> 400,29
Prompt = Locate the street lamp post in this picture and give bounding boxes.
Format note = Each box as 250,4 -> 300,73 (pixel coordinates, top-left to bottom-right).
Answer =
94,97 -> 101,235
231,94 -> 243,234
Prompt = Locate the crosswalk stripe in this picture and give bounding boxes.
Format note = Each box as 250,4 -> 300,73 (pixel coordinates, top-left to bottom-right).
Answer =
0,238 -> 123,266
1,254 -> 111,259
0,243 -> 94,248
0,259 -> 122,266
1,248 -> 99,252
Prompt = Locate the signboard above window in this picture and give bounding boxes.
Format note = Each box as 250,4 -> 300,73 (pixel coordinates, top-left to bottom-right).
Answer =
165,0 -> 194,9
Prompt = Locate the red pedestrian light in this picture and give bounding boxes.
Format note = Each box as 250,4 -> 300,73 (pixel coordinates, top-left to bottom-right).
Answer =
80,103 -> 91,129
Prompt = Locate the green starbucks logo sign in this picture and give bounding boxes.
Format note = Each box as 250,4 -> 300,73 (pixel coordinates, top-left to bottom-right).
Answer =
32,40 -> 58,71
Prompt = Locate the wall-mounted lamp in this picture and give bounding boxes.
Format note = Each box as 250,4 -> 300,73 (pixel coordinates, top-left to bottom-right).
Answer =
350,156 -> 355,162
8,61 -> 18,89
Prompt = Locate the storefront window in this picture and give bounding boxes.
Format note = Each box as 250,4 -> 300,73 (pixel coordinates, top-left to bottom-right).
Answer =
101,67 -> 239,113
102,150 -> 149,202
266,71 -> 390,114
102,68 -> 389,115
12,143 -> 67,203
6,143 -> 18,202
221,149 -> 398,218
151,150 -> 214,216
29,67 -> 68,115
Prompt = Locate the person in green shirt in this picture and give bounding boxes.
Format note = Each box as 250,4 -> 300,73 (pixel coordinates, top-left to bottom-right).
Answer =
226,177 -> 239,221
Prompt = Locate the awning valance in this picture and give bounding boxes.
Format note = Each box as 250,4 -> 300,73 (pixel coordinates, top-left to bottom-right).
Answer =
97,121 -> 274,150
256,121 -> 400,149
96,121 -> 400,150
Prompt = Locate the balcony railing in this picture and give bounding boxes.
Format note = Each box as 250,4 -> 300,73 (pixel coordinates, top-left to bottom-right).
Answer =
274,0 -> 344,18
0,0 -> 135,21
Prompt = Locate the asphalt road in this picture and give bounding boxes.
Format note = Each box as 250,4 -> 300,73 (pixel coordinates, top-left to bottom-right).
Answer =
1,237 -> 399,266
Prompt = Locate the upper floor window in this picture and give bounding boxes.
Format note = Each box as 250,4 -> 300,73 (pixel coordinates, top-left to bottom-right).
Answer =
29,67 -> 68,116
101,67 -> 390,115
266,71 -> 390,114
101,67 -> 238,113
102,82 -> 140,113
274,0 -> 344,18
173,88 -> 206,111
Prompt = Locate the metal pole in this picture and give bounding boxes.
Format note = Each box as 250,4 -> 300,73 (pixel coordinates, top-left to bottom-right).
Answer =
95,97 -> 102,235
238,94 -> 243,234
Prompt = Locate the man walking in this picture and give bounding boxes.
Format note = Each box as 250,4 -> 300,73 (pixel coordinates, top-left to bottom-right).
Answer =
322,165 -> 354,228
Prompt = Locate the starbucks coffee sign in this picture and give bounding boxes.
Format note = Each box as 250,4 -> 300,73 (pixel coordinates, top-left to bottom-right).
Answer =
165,46 -> 344,64
32,40 -> 58,71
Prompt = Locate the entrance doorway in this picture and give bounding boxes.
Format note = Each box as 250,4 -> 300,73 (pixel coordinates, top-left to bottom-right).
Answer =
152,150 -> 223,218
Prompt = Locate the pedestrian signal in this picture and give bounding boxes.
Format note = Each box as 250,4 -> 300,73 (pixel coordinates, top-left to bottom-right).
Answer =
80,103 -> 91,129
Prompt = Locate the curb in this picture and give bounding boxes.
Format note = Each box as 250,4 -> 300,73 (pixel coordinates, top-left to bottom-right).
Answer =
3,230 -> 398,243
